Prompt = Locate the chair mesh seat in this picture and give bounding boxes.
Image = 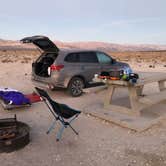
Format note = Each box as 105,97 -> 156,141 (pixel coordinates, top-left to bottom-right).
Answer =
56,103 -> 81,119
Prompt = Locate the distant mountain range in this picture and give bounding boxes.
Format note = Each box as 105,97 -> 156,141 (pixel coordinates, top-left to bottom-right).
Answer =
55,40 -> 166,52
0,38 -> 166,52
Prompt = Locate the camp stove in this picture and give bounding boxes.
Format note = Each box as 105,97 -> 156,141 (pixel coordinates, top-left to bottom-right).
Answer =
0,115 -> 30,153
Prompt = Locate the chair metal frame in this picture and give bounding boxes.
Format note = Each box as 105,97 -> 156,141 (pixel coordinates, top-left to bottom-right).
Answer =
35,87 -> 81,141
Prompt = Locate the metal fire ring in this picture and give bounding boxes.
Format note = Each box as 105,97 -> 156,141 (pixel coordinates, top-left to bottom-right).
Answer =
0,120 -> 30,153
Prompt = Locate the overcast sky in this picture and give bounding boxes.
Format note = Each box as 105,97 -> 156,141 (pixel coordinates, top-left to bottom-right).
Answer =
0,0 -> 166,44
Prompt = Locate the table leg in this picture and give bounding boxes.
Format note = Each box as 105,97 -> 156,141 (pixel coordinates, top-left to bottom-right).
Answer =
104,86 -> 115,108
136,85 -> 144,96
158,80 -> 165,91
128,87 -> 141,116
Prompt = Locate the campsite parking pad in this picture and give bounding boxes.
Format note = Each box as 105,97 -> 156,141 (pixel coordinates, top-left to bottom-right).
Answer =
83,101 -> 166,132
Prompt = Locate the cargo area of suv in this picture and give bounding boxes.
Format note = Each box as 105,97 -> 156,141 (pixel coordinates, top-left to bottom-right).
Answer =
21,36 -> 60,78
33,53 -> 58,77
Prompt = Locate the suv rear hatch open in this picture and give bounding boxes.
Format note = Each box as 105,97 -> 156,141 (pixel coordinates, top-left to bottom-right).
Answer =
20,36 -> 60,79
20,35 -> 59,53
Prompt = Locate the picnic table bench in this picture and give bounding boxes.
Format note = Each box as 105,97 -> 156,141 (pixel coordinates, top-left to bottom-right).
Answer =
93,73 -> 166,116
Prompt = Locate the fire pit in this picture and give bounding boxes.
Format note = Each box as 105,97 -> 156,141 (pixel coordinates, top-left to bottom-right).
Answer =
0,115 -> 30,153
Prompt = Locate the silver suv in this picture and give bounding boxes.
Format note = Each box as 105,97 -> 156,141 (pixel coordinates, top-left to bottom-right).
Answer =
21,36 -> 132,97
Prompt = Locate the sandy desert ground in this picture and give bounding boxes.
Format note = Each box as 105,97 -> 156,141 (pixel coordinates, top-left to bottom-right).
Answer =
0,51 -> 166,166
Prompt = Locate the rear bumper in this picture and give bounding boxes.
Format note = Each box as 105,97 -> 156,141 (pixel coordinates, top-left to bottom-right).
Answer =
31,76 -> 67,89
31,69 -> 73,89
31,79 -> 54,89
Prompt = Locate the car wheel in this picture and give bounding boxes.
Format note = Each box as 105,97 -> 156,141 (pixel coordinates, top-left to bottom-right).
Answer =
67,77 -> 85,97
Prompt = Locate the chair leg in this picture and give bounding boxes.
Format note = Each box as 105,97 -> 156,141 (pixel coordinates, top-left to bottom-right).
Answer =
68,124 -> 79,135
48,115 -> 80,141
46,120 -> 57,134
68,115 -> 79,135
56,124 -> 66,141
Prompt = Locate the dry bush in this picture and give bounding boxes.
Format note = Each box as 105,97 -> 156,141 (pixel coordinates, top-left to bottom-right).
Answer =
108,51 -> 166,63
0,49 -> 39,63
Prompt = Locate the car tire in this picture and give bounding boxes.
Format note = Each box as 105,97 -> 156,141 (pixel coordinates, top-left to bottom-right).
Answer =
67,77 -> 85,97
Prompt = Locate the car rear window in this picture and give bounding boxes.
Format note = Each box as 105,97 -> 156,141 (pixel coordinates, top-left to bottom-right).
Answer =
79,52 -> 98,63
64,53 -> 79,62
65,52 -> 98,63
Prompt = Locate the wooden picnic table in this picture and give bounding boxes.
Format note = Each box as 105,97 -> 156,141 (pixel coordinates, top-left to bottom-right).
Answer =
93,73 -> 166,116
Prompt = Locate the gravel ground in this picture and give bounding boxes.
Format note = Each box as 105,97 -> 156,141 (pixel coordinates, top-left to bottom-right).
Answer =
0,62 -> 166,166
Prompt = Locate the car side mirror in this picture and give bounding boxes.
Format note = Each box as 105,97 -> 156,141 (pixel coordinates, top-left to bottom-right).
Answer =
112,58 -> 116,64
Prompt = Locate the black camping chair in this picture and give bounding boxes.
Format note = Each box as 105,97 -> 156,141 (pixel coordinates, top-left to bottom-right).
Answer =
35,87 -> 81,141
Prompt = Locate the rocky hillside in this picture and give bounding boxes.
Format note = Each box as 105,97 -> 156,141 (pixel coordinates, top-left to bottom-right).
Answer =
0,38 -> 166,52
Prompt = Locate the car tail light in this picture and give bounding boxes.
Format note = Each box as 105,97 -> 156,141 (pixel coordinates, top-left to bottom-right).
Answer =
50,64 -> 64,71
